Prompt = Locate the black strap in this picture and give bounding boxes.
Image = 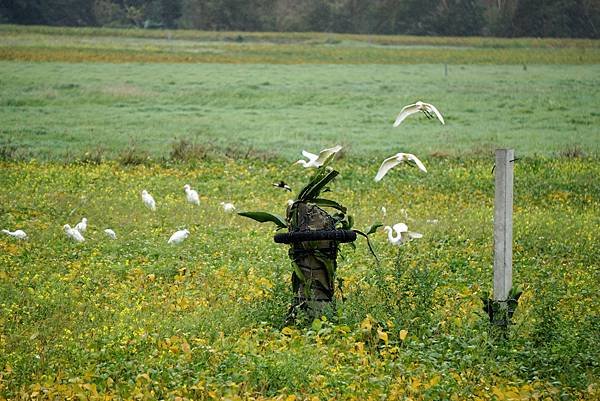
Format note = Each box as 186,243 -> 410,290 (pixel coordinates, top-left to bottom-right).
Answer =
274,230 -> 357,244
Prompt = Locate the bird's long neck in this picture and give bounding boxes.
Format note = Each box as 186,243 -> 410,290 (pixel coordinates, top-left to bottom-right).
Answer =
384,227 -> 399,243
2,229 -> 10,235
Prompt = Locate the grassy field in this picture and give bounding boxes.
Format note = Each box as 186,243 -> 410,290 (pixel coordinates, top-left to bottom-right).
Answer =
1,61 -> 599,160
1,26 -> 599,400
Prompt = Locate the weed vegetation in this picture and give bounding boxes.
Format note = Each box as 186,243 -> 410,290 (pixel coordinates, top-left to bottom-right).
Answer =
0,158 -> 598,399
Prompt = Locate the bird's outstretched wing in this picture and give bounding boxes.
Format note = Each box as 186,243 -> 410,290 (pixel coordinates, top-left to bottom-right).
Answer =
316,145 -> 343,164
393,103 -> 419,127
375,154 -> 403,182
423,102 -> 445,125
301,150 -> 318,161
406,153 -> 428,172
392,223 -> 409,234
375,153 -> 427,181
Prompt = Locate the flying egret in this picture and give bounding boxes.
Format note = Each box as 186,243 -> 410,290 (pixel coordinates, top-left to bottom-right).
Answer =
383,223 -> 422,246
2,229 -> 28,240
295,145 -> 343,168
183,184 -> 200,206
374,152 -> 427,182
104,229 -> 117,239
74,217 -> 87,233
168,229 -> 189,245
141,190 -> 156,211
273,181 -> 292,192
63,224 -> 85,243
220,202 -> 236,213
393,101 -> 445,127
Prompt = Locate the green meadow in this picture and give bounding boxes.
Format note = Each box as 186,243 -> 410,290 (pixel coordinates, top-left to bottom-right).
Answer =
0,26 -> 599,400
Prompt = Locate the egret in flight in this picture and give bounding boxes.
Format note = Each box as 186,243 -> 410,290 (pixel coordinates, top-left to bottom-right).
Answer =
141,190 -> 156,211
184,184 -> 200,206
295,145 -> 343,168
383,223 -> 422,246
374,152 -> 427,182
394,101 -> 445,127
2,229 -> 28,240
63,224 -> 85,243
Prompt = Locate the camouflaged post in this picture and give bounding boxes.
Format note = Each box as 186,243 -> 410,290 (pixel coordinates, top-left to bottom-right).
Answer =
287,201 -> 338,318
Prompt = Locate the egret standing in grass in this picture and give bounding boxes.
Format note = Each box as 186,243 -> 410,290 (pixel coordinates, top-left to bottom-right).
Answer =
168,229 -> 189,244
383,223 -> 422,246
184,184 -> 200,206
104,229 -> 117,240
141,190 -> 156,211
63,224 -> 85,243
374,152 -> 427,182
295,145 -> 343,168
393,101 -> 445,127
2,229 -> 28,240
74,217 -> 87,234
220,202 -> 236,213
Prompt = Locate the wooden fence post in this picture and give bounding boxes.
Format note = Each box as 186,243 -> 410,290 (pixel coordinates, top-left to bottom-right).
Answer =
494,149 -> 514,302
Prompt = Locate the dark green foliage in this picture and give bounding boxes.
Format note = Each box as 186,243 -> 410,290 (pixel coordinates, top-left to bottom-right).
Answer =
1,0 -> 598,37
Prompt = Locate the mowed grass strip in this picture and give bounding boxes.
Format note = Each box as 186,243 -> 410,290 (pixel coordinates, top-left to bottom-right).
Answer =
1,62 -> 599,160
1,25 -> 599,64
0,158 -> 598,399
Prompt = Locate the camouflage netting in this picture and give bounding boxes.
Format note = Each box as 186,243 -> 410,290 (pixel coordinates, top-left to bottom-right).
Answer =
286,201 -> 340,318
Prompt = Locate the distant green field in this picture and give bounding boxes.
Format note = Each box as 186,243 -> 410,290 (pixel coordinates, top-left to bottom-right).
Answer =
1,25 -> 599,161
1,61 -> 599,160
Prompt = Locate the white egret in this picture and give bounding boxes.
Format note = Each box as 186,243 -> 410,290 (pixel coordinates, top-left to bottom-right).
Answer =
295,145 -> 343,168
383,223 -> 422,246
374,152 -> 427,182
104,229 -> 117,239
393,101 -> 445,127
168,229 -> 190,244
63,224 -> 85,243
220,202 -> 236,213
184,184 -> 200,206
141,190 -> 156,211
74,217 -> 87,233
381,206 -> 387,217
2,229 -> 28,240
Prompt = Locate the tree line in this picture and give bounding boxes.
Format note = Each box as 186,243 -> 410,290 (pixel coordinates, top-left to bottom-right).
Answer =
1,0 -> 598,38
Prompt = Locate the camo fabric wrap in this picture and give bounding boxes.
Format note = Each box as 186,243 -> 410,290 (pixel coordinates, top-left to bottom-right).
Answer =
287,201 -> 338,317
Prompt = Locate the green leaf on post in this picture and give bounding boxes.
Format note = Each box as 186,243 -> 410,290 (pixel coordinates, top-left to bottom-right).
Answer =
237,211 -> 287,229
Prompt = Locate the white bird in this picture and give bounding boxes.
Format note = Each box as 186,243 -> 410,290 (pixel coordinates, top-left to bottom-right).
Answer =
104,229 -> 117,239
381,206 -> 387,217
295,145 -> 343,168
393,101 -> 445,127
220,202 -> 236,213
63,224 -> 85,243
168,229 -> 189,245
383,223 -> 422,246
74,217 -> 87,233
184,184 -> 200,206
374,152 -> 427,182
141,190 -> 156,211
2,229 -> 28,240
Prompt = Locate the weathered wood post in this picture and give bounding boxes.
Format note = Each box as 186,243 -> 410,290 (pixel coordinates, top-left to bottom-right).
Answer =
483,149 -> 521,330
494,148 -> 513,304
